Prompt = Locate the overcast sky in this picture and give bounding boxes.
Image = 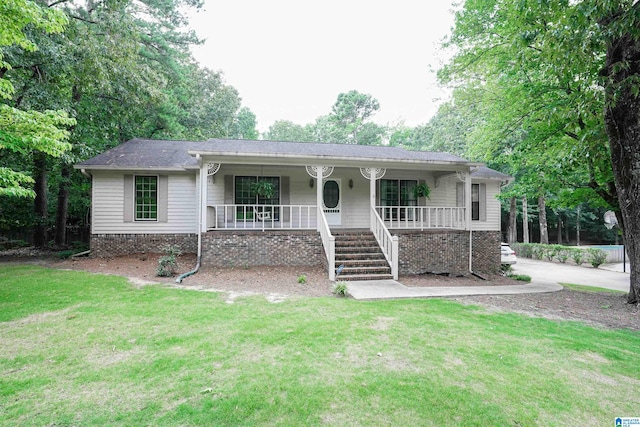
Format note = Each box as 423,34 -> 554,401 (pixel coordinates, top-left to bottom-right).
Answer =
188,1 -> 458,132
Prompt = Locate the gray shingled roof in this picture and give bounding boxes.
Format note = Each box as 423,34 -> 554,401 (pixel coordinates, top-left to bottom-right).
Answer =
191,138 -> 469,163
472,166 -> 513,181
75,138 -> 512,180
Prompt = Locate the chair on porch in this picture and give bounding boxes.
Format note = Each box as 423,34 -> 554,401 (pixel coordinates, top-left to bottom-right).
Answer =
254,207 -> 271,221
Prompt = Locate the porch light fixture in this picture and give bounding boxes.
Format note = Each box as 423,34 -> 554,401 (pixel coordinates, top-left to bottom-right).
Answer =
310,178 -> 314,188
349,179 -> 353,189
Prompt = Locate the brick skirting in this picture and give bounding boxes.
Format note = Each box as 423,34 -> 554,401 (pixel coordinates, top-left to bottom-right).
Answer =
201,230 -> 323,267
89,229 -> 500,276
396,230 -> 500,276
90,234 -> 197,257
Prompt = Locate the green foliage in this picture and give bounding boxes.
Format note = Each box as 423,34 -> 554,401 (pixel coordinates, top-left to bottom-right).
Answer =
570,249 -> 585,266
332,281 -> 348,297
553,245 -> 570,264
156,245 -> 182,277
264,120 -> 314,142
514,243 -> 610,268
507,273 -> 531,282
587,248 -> 607,269
297,274 -> 307,284
412,183 -> 431,200
250,180 -> 275,198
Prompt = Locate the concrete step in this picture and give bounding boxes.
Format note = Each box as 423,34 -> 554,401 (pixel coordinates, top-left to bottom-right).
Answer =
335,259 -> 389,267
338,273 -> 394,281
335,252 -> 387,261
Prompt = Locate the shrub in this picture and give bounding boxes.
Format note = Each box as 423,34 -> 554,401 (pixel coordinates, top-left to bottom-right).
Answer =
500,264 -> 513,275
587,248 -> 607,269
532,246 -> 545,260
297,274 -> 307,284
156,245 -> 182,277
516,243 -> 535,259
554,246 -> 570,263
570,248 -> 585,266
333,282 -> 348,297
507,273 -> 531,282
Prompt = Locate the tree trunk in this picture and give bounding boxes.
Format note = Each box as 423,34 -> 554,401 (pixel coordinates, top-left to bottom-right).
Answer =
508,197 -> 517,244
538,195 -> 548,244
33,153 -> 48,247
603,28 -> 640,304
576,205 -> 581,247
522,197 -> 529,244
557,212 -> 562,245
54,164 -> 71,247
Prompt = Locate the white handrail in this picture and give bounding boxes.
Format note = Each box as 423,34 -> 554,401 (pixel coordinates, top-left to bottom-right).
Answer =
376,206 -> 466,230
318,207 -> 335,281
206,204 -> 316,230
371,207 -> 398,280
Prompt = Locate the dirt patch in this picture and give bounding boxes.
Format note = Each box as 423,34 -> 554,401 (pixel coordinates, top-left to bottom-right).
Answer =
3,251 -> 639,331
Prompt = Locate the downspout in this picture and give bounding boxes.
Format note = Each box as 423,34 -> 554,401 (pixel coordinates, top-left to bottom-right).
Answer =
176,156 -> 203,283
466,168 -> 473,274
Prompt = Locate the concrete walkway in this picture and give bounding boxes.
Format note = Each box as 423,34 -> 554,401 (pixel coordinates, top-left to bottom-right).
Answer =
346,279 -> 562,301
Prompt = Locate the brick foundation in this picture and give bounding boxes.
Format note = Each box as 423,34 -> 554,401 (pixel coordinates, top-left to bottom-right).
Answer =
201,230 -> 323,267
396,230 -> 500,276
90,234 -> 197,257
89,229 -> 500,275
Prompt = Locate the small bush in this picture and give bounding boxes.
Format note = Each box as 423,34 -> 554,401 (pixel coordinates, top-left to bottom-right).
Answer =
156,245 -> 182,277
570,248 -> 585,266
500,264 -> 513,275
297,274 -> 307,284
532,246 -> 545,260
333,282 -> 348,297
554,246 -> 570,263
57,249 -> 75,259
587,248 -> 607,269
507,273 -> 531,282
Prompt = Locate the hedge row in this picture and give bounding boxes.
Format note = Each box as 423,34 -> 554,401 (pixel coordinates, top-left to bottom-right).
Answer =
512,243 -> 608,268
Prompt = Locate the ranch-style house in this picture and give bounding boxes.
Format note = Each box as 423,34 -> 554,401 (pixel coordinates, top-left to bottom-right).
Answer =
75,138 -> 512,281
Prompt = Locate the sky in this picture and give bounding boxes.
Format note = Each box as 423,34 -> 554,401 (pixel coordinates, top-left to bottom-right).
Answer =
188,1 -> 458,133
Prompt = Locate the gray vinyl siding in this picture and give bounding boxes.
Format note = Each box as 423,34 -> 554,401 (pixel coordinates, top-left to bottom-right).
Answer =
472,180 -> 501,231
92,171 -> 197,234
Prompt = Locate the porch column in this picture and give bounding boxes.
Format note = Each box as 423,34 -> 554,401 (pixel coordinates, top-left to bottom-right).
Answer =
359,167 -> 386,229
199,161 -> 207,233
316,168 -> 323,229
457,169 -> 472,271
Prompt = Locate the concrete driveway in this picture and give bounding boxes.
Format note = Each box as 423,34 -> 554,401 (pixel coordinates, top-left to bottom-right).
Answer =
512,258 -> 630,293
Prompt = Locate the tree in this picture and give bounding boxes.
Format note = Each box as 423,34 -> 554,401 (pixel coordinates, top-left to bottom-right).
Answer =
0,0 -> 74,198
231,107 -> 258,140
439,0 -> 640,302
264,120 -> 314,142
329,90 -> 382,144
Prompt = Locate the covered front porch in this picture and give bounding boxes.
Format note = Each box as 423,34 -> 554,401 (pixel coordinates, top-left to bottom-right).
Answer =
195,160 -> 474,281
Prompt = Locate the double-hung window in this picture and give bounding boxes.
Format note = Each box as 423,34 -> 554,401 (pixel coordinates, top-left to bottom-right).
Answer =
380,179 -> 417,220
135,176 -> 158,221
234,176 -> 280,220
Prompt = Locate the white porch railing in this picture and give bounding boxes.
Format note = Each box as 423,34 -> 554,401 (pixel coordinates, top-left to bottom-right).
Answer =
371,207 -> 399,280
206,204 -> 317,231
376,206 -> 466,230
318,207 -> 336,281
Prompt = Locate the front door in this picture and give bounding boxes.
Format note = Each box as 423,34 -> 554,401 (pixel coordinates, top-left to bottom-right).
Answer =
323,179 -> 341,226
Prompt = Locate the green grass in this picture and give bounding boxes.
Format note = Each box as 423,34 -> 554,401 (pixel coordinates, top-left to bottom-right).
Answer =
560,282 -> 627,294
1,265 -> 639,426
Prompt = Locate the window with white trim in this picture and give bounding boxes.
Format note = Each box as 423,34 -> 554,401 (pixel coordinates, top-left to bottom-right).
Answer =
380,179 -> 417,220
234,176 -> 280,220
471,183 -> 480,221
135,176 -> 158,221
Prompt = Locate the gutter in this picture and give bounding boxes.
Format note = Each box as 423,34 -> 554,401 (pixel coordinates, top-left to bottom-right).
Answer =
176,154 -> 203,283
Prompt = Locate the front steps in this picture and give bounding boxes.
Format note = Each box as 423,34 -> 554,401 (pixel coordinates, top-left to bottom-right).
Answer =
333,231 -> 393,281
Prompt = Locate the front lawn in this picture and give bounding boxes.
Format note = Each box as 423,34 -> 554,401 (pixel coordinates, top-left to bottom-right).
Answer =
1,265 -> 638,426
